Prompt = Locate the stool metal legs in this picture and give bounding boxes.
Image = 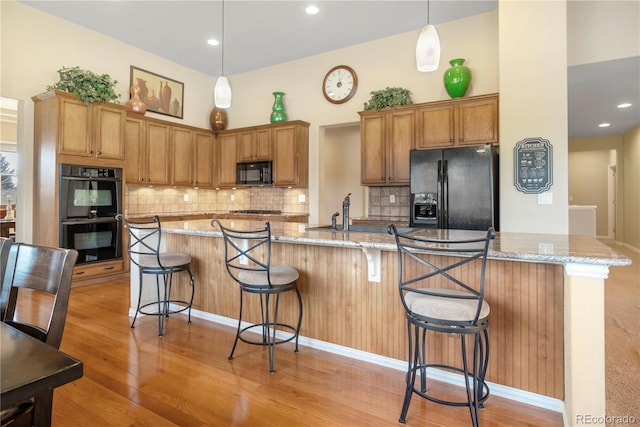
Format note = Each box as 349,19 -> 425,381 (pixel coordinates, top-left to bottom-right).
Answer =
228,285 -> 303,373
131,267 -> 195,336
399,319 -> 490,427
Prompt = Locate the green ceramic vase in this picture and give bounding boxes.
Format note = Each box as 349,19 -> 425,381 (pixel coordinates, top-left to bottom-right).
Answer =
443,58 -> 471,98
270,91 -> 287,123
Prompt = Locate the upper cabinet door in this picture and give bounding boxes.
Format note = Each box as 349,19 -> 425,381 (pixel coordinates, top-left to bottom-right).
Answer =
386,109 -> 414,184
58,96 -> 91,157
93,104 -> 125,160
193,131 -> 215,188
218,133 -> 238,188
145,122 -> 171,185
415,104 -> 456,149
124,117 -> 145,184
360,113 -> 386,185
456,96 -> 499,145
171,127 -> 193,186
272,122 -> 308,188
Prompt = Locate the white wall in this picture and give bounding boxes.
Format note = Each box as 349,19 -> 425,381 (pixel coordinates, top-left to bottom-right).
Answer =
499,0 -> 569,234
568,0 -> 640,66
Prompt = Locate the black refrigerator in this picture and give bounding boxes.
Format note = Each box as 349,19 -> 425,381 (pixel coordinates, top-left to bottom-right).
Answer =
410,144 -> 499,230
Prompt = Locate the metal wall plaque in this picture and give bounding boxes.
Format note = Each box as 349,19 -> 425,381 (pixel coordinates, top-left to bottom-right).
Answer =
514,137 -> 553,194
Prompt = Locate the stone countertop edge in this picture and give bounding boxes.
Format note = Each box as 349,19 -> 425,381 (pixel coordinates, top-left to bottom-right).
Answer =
160,219 -> 632,268
126,212 -> 310,219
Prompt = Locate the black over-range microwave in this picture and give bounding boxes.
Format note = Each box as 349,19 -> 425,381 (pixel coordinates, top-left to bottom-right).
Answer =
236,161 -> 272,186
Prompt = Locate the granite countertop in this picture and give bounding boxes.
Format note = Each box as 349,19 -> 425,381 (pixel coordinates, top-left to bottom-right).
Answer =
160,219 -> 631,268
127,211 -> 309,219
162,219 -> 631,266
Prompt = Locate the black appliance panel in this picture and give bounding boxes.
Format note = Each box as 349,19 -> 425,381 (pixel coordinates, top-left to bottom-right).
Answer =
409,145 -> 498,231
60,164 -> 122,220
60,218 -> 122,264
236,161 -> 272,186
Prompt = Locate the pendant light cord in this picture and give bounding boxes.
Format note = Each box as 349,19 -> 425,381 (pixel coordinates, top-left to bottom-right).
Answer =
427,0 -> 431,25
221,0 -> 225,76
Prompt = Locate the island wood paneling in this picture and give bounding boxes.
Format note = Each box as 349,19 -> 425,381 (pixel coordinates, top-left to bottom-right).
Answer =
166,234 -> 564,399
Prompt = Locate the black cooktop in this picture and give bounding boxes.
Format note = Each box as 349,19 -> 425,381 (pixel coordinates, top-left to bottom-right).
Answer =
229,210 -> 282,215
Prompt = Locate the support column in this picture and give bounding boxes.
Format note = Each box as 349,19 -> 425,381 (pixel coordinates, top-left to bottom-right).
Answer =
564,263 -> 609,427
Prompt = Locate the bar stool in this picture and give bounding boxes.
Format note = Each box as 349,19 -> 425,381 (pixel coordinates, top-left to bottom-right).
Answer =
122,215 -> 195,336
212,220 -> 303,373
389,225 -> 495,427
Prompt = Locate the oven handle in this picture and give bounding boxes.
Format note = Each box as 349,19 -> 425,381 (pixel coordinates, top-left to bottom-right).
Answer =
61,217 -> 121,225
61,176 -> 121,182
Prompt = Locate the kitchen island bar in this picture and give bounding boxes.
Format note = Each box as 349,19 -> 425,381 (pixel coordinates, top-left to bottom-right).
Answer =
128,219 -> 630,427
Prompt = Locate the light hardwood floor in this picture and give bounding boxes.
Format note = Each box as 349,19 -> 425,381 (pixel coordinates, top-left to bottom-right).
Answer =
19,276 -> 563,427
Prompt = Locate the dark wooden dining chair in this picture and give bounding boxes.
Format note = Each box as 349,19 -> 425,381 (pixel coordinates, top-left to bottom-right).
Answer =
0,243 -> 78,427
0,237 -> 12,320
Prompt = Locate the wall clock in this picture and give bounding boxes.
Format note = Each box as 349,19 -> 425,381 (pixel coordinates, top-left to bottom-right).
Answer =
322,65 -> 358,104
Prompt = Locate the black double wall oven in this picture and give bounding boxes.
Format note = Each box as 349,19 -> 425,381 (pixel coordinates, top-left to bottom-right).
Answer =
59,164 -> 123,264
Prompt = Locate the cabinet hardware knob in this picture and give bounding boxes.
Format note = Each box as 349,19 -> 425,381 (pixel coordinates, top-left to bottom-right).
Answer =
388,177 -> 393,181
381,177 -> 385,181
139,178 -> 143,182
450,138 -> 454,143
96,151 -> 102,155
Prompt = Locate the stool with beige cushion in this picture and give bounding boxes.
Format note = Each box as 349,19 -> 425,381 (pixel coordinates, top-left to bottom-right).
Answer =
389,225 -> 495,427
122,215 -> 195,336
213,220 -> 303,373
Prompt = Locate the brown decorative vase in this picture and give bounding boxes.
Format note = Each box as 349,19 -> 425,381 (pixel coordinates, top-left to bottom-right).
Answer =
210,107 -> 228,131
125,84 -> 147,115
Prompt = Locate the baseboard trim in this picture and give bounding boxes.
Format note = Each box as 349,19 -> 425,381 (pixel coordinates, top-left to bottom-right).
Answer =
140,306 -> 566,415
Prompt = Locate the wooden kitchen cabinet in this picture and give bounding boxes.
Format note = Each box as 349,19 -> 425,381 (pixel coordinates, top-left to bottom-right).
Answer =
33,90 -> 126,166
416,93 -> 498,149
125,116 -> 171,185
32,91 -> 126,284
171,126 -> 193,186
236,128 -> 272,161
272,121 -> 309,188
193,130 -> 216,188
359,108 -> 413,186
217,133 -> 238,188
171,127 -> 216,188
217,120 -> 309,188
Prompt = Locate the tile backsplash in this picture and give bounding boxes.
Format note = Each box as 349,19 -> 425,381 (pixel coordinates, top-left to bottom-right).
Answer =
367,186 -> 411,218
125,185 -> 308,216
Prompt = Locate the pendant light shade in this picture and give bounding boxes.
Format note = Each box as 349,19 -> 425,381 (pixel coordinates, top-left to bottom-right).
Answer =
214,0 -> 231,108
214,76 -> 231,108
416,0 -> 440,72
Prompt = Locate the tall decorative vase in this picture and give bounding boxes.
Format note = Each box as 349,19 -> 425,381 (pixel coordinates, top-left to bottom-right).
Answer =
443,58 -> 471,98
209,106 -> 228,131
270,91 -> 287,123
125,84 -> 147,115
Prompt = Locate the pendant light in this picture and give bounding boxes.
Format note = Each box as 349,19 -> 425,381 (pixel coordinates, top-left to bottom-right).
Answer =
416,0 -> 440,72
214,0 -> 232,108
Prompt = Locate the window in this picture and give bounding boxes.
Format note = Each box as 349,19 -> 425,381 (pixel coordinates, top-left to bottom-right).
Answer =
0,97 -> 18,213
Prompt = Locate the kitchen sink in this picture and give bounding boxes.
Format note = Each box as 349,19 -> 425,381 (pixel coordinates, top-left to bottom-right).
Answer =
305,224 -> 417,234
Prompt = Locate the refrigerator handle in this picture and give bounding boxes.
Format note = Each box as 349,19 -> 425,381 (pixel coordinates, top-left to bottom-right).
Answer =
442,160 -> 448,228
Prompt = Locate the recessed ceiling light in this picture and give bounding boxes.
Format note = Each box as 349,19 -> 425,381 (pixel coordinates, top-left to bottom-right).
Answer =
598,123 -> 611,128
305,5 -> 319,15
617,102 -> 632,108
207,39 -> 220,46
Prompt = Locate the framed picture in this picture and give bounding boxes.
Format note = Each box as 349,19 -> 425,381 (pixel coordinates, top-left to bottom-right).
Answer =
129,66 -> 184,119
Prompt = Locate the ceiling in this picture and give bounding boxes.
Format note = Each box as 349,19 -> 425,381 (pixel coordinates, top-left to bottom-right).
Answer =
20,0 -> 639,138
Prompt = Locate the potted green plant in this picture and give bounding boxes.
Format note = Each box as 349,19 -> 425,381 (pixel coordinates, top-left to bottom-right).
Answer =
363,87 -> 412,110
47,66 -> 120,104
